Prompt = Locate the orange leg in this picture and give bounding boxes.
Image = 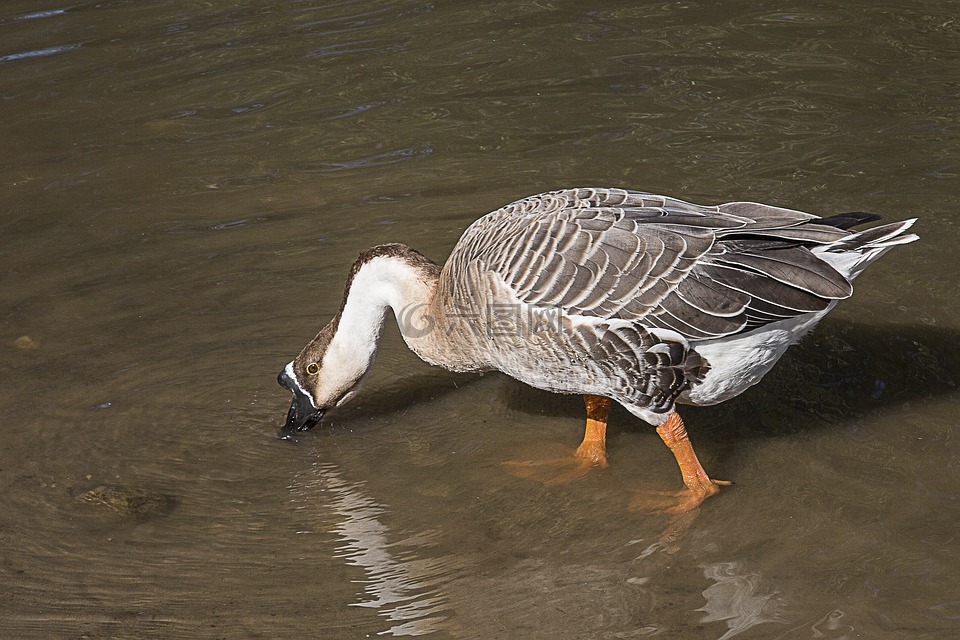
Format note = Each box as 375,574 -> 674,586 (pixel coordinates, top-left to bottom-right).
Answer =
502,394 -> 612,484
643,411 -> 731,513
575,394 -> 611,467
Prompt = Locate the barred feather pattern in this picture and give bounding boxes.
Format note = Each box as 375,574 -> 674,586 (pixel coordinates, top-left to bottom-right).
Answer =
431,187 -> 917,420
448,188 -> 861,339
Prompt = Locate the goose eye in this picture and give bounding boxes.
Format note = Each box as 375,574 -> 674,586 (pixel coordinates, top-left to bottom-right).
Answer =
305,362 -> 320,376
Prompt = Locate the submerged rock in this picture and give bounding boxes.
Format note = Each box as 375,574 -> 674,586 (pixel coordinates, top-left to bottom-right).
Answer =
72,485 -> 172,520
13,335 -> 39,350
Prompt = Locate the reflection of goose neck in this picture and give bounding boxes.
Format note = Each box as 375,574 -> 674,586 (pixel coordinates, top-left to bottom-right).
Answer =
309,465 -> 449,636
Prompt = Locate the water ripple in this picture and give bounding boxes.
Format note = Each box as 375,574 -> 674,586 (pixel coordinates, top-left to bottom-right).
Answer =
298,144 -> 433,173
307,38 -> 408,59
0,43 -> 80,63
9,8 -> 68,22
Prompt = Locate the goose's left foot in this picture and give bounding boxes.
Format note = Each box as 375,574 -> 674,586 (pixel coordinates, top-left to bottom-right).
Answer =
502,395 -> 611,486
629,478 -> 732,514
630,411 -> 731,514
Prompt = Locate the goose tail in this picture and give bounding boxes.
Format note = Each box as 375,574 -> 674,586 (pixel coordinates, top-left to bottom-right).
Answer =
814,218 -> 918,281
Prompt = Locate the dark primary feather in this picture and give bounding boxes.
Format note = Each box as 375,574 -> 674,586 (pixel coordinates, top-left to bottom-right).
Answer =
818,211 -> 883,230
453,188 -> 867,342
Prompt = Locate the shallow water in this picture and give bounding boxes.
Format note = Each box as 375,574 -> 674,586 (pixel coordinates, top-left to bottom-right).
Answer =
1,1 -> 958,638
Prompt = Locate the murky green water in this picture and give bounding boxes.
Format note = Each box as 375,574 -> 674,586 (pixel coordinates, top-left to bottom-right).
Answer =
1,1 -> 957,638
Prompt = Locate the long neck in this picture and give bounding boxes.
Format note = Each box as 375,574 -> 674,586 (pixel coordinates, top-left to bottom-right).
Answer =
326,249 -> 445,376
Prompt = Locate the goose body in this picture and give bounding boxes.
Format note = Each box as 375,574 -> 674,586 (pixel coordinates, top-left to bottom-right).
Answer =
279,188 -> 917,510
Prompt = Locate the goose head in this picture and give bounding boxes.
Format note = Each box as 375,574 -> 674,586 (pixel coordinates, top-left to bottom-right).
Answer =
277,318 -> 376,439
276,244 -> 441,439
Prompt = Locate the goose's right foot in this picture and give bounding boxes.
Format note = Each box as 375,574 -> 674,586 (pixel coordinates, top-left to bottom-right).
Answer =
629,411 -> 731,513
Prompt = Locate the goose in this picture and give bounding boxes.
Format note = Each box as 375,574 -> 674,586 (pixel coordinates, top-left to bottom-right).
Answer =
277,188 -> 918,512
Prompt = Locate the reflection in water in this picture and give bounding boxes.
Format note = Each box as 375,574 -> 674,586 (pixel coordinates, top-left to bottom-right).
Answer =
697,563 -> 861,640
699,562 -> 786,640
292,463 -> 457,637
808,609 -> 855,639
769,608 -> 856,640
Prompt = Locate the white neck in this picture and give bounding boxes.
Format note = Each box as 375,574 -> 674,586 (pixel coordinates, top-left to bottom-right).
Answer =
326,255 -> 440,378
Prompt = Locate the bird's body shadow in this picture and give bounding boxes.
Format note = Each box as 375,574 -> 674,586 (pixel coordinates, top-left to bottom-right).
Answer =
302,318 -> 956,458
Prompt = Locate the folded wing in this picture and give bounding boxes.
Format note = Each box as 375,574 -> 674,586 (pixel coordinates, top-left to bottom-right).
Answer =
455,188 -> 858,342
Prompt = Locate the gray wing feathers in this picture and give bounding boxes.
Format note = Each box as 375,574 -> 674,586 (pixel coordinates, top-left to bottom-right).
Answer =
708,244 -> 853,298
452,188 -> 872,342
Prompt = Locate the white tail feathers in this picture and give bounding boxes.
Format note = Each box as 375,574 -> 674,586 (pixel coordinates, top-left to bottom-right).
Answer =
814,218 -> 919,281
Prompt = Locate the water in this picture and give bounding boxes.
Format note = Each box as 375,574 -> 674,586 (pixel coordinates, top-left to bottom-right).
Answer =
1,1 -> 957,637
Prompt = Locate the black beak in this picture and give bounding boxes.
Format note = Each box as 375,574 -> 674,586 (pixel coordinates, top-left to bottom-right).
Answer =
277,369 -> 323,439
